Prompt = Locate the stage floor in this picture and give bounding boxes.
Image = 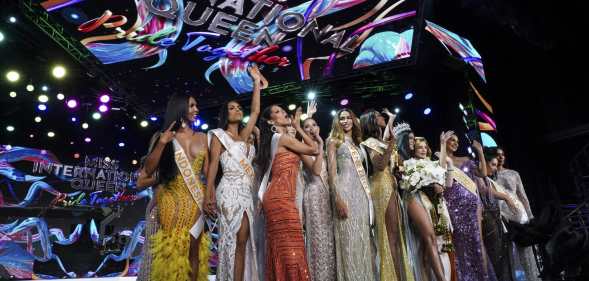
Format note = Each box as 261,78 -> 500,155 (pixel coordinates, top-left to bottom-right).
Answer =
28,276 -> 217,281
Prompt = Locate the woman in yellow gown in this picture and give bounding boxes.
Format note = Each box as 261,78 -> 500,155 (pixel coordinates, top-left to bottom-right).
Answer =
143,94 -> 210,281
360,109 -> 414,281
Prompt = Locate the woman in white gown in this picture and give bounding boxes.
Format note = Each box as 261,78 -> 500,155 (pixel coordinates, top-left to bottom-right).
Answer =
204,65 -> 266,281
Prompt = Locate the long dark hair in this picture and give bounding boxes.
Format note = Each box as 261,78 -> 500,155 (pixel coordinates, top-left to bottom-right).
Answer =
397,130 -> 413,161
217,100 -> 244,131
360,110 -> 381,140
256,104 -> 278,175
157,93 -> 194,184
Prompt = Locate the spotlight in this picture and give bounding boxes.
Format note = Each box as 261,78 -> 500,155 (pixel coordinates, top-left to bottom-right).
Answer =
201,123 -> 209,130
99,94 -> 110,103
458,103 -> 465,111
47,131 -> 55,138
52,65 -> 66,79
5,145 -> 12,150
118,142 -> 125,147
92,112 -> 101,120
242,116 -> 250,123
132,115 -> 137,119
57,93 -> 65,100
330,110 -> 337,116
98,104 -> 109,112
132,159 -> 138,165
84,137 -> 91,143
121,126 -> 126,130
306,91 -> 316,100
6,70 -> 20,82
404,93 -> 414,100
140,120 -> 148,127
467,147 -> 473,154
29,134 -> 34,138
300,113 -> 308,120
150,116 -> 157,121
105,157 -> 111,162
9,91 -> 16,98
394,107 -> 400,114
82,122 -> 89,129
74,153 -> 80,159
41,85 -> 48,91
38,94 -> 49,103
423,108 -> 431,115
34,116 -> 42,123
37,104 -> 47,111
71,117 -> 77,122
70,141 -> 74,145
9,16 -> 16,23
26,84 -> 34,92
340,99 -> 349,106
6,125 -> 15,132
288,104 -> 296,111
463,110 -> 468,116
0,31 -> 4,42
66,99 -> 78,108
71,13 -> 80,20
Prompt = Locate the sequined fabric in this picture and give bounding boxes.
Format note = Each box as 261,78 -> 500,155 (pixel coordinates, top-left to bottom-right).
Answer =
303,158 -> 336,281
333,139 -> 375,281
262,151 -> 310,281
443,160 -> 496,281
137,197 -> 158,281
216,140 -> 259,281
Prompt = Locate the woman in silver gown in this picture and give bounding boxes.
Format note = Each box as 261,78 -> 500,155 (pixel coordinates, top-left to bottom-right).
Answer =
327,109 -> 375,281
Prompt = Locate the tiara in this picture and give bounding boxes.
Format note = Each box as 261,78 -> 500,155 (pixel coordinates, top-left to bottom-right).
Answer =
393,122 -> 412,138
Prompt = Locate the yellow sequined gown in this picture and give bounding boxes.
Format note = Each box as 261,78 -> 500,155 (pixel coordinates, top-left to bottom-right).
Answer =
151,151 -> 210,281
365,139 -> 414,281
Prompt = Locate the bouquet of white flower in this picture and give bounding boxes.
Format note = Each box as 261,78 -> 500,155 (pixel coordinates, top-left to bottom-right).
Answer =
400,158 -> 446,193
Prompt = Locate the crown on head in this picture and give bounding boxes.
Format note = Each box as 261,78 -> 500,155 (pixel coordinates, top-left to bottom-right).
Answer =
393,122 -> 412,138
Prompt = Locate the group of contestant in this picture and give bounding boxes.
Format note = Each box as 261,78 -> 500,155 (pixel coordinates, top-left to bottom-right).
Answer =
135,66 -> 539,281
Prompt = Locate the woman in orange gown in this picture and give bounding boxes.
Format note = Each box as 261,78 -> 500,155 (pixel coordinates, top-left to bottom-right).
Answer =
256,105 -> 319,281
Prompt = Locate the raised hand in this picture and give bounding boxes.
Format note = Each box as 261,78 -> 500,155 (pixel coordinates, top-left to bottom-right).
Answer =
472,140 -> 483,153
382,108 -> 396,119
306,100 -> 317,119
248,64 -> 268,89
293,107 -> 303,129
440,131 -> 455,145
158,121 -> 177,144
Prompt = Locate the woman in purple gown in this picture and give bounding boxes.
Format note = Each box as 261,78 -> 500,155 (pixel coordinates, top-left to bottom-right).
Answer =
442,133 -> 497,281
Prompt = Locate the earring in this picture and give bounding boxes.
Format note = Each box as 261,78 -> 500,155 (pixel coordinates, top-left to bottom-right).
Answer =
181,121 -> 187,128
271,125 -> 278,133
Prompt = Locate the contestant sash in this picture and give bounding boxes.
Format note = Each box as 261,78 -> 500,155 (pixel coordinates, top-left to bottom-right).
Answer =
258,133 -> 281,202
208,129 -> 255,179
449,168 -> 478,196
172,139 -> 205,238
345,141 -> 374,225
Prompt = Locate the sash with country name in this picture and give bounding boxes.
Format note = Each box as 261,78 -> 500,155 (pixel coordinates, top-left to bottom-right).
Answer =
258,133 -> 281,202
172,139 -> 205,238
345,141 -> 374,225
208,129 -> 255,179
449,167 -> 478,196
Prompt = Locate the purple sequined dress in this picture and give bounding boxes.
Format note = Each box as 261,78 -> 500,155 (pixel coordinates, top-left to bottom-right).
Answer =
443,160 -> 497,281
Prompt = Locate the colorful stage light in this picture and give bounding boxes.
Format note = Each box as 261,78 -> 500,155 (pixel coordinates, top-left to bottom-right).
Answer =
201,123 -> 209,130
47,131 -> 55,138
307,91 -> 316,100
458,103 -> 465,111
5,145 -> 12,150
74,153 -> 80,159
9,16 -> 16,23
34,116 -> 42,123
150,116 -> 157,121
331,110 -> 337,116
66,99 -> 78,108
300,113 -> 308,120
99,94 -> 110,103
0,31 -> 4,42
394,108 -> 400,114
71,117 -> 77,122
52,65 -> 67,79
42,85 -> 48,91
38,104 -> 47,111
423,108 -> 431,115
6,125 -> 15,132
71,13 -> 80,20
57,93 -> 65,100
118,142 -> 125,147
340,99 -> 349,106
404,93 -> 414,100
132,159 -> 138,165
98,104 -> 109,112
242,116 -> 250,123
6,70 -> 20,82
9,91 -> 16,98
140,120 -> 148,127
29,134 -> 34,138
26,84 -> 34,92
84,137 -> 91,143
288,104 -> 296,110
38,94 -> 49,103
82,122 -> 89,129
92,112 -> 101,120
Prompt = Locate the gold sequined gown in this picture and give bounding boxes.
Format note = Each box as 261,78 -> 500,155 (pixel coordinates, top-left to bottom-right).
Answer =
150,151 -> 210,281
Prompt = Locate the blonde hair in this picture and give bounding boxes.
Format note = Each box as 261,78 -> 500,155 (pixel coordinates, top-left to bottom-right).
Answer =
328,109 -> 363,148
413,137 -> 432,158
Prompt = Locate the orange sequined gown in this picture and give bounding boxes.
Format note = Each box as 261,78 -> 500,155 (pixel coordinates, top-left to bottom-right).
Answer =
262,151 -> 310,281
